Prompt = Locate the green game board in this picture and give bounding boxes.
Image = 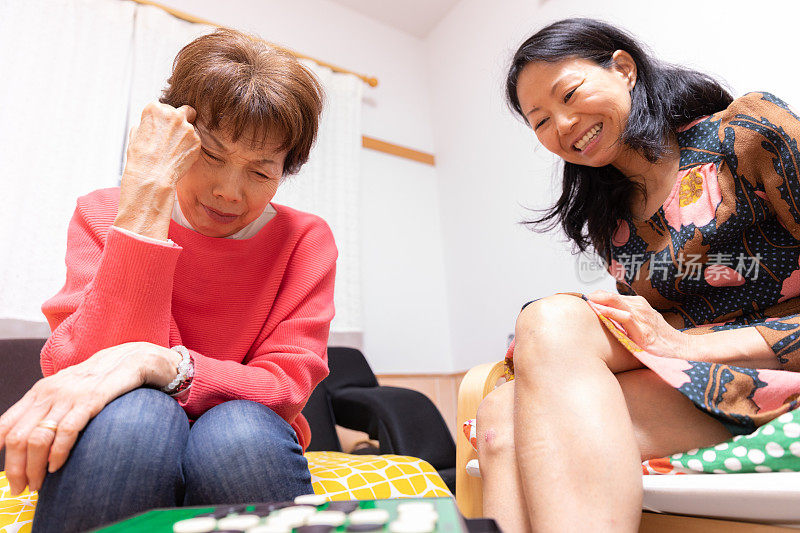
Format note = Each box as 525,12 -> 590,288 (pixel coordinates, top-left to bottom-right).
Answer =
92,497 -> 468,532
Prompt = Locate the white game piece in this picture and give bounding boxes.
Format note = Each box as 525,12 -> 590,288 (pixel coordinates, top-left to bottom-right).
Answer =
216,514 -> 261,530
275,505 -> 318,520
246,524 -> 291,533
348,508 -> 391,525
399,514 -> 438,526
173,516 -> 217,533
397,502 -> 436,515
388,519 -> 436,533
305,510 -> 347,526
265,515 -> 305,530
267,506 -> 317,529
293,493 -> 328,506
397,510 -> 439,523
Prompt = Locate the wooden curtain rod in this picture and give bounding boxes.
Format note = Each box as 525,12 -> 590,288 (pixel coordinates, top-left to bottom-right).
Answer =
127,0 -> 436,166
130,0 -> 378,87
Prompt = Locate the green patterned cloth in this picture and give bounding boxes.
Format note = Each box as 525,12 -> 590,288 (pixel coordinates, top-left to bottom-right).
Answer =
648,408 -> 800,474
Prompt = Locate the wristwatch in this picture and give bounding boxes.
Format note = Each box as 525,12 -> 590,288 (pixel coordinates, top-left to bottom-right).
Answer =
161,345 -> 194,396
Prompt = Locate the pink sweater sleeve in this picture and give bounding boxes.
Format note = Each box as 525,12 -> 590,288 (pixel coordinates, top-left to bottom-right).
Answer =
41,197 -> 183,376
178,221 -> 337,430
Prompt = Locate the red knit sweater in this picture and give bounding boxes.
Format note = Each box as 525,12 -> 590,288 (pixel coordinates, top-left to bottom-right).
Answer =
41,187 -> 337,450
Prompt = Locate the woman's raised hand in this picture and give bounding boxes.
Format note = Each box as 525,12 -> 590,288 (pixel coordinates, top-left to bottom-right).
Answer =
115,102 -> 201,240
586,290 -> 695,360
0,342 -> 180,495
125,102 -> 200,187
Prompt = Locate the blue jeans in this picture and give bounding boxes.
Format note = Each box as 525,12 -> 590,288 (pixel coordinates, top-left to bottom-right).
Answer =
31,388 -> 312,533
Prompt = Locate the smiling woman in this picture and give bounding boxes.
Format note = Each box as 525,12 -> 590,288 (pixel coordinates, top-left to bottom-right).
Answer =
471,17 -> 800,533
516,54 -> 635,167
0,28 -> 335,533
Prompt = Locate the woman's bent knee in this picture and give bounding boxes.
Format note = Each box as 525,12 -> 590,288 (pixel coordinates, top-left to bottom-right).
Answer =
515,294 -> 593,338
476,381 -> 515,457
513,293 -> 640,375
186,401 -> 303,468
44,388 -> 190,481
92,388 -> 189,450
33,389 -> 188,532
183,401 -> 311,504
189,400 -> 298,451
84,388 -> 188,445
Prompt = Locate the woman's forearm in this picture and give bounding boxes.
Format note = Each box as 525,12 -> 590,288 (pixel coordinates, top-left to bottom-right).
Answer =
114,102 -> 200,241
113,172 -> 175,241
42,198 -> 183,375
690,327 -> 779,369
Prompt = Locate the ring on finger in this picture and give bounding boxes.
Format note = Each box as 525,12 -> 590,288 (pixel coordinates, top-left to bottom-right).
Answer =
36,419 -> 58,432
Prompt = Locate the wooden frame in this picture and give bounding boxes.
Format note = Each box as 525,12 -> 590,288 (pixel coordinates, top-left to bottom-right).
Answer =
130,0 -> 377,87
455,360 -> 505,518
361,137 -> 435,166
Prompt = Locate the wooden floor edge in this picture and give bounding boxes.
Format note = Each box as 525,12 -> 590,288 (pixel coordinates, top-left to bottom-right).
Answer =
640,511 -> 796,532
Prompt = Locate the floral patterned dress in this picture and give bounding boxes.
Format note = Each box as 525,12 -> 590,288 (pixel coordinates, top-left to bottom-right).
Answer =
512,92 -> 800,434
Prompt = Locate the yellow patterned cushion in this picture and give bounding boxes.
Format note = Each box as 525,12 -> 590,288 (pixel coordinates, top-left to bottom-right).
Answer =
306,451 -> 451,500
0,453 -> 449,531
0,472 -> 35,533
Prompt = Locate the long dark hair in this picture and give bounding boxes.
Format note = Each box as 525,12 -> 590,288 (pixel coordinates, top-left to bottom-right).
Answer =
506,18 -> 732,255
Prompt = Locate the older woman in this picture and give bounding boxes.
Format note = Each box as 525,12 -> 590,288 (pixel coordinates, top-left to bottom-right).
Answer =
0,28 -> 333,532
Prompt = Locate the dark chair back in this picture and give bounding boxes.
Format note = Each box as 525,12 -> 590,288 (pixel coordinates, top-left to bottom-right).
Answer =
302,381 -> 342,452
302,346 -> 380,451
0,338 -> 47,466
324,347 -> 380,390
301,346 -> 457,493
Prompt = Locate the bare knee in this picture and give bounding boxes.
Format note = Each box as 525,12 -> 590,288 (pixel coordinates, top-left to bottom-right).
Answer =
476,381 -> 515,458
513,294 -> 599,367
515,294 -> 593,339
513,293 -> 640,376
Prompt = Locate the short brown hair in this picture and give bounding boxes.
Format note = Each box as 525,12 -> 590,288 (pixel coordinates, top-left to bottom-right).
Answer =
161,28 -> 324,175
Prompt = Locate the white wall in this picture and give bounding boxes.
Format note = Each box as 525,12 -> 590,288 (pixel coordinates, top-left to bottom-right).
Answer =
425,0 -> 800,371
158,0 -> 453,373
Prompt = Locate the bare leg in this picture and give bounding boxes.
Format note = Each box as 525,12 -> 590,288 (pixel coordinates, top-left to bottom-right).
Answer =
616,368 -> 732,460
478,366 -> 733,532
512,294 -> 647,532
477,381 -> 531,533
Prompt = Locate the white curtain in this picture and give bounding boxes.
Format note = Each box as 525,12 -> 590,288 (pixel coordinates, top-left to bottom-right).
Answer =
125,4 -> 214,151
0,0 -> 135,322
0,0 -> 364,333
272,62 -> 363,333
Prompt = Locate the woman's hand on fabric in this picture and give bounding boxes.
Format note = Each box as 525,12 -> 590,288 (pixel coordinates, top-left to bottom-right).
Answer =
0,342 -> 180,495
586,290 -> 695,360
115,101 -> 201,239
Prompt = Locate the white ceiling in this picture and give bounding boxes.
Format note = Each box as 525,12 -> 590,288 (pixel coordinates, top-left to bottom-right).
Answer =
328,0 -> 462,38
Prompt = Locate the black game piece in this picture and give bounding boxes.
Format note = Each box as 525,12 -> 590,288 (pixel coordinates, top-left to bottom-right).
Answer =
326,500 -> 360,513
295,526 -> 335,533
256,501 -> 294,513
